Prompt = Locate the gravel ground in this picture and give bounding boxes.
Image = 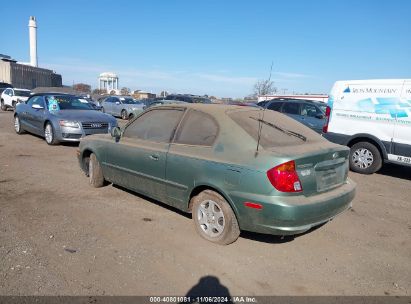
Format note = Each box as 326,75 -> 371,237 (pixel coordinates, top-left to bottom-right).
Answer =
0,110 -> 410,296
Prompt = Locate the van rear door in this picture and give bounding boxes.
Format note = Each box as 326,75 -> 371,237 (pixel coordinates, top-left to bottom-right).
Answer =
391,81 -> 411,164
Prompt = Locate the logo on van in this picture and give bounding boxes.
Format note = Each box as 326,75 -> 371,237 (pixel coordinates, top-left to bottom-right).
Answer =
343,86 -> 351,93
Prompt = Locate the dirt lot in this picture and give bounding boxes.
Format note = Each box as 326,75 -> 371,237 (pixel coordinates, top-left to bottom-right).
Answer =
0,110 -> 410,296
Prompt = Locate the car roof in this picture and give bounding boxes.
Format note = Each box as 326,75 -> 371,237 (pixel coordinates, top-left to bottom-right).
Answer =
149,103 -> 257,116
29,92 -> 74,97
268,98 -> 325,105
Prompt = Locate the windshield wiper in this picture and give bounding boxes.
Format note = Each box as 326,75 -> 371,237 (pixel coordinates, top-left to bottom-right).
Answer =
250,117 -> 307,142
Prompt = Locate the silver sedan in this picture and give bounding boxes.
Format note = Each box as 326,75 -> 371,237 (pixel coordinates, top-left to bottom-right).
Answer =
14,93 -> 118,145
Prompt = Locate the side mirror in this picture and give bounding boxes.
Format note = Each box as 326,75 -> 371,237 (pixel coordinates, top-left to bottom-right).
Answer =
32,104 -> 44,110
111,126 -> 121,142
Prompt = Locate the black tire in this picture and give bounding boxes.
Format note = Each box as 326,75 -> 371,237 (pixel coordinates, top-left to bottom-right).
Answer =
89,153 -> 105,188
44,122 -> 59,145
121,109 -> 127,120
128,113 -> 134,120
349,141 -> 382,174
191,190 -> 240,245
1,100 -> 6,111
14,115 -> 25,134
101,107 -> 105,113
12,100 -> 17,108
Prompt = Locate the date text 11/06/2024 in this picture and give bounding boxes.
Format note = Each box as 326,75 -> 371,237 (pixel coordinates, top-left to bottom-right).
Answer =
149,296 -> 257,303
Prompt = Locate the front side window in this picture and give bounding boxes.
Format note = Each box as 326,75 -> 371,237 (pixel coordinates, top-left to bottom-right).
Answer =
123,109 -> 184,143
175,110 -> 218,146
268,102 -> 283,111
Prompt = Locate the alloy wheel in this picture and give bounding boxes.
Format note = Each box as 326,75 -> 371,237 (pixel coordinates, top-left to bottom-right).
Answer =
196,199 -> 225,237
45,124 -> 53,144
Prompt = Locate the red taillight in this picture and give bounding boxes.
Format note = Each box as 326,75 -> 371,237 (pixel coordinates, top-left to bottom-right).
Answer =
267,160 -> 302,192
322,106 -> 331,133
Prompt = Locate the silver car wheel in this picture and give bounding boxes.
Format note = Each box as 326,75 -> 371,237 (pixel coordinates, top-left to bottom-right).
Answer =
352,148 -> 374,169
14,116 -> 20,133
197,199 -> 225,238
45,124 -> 53,144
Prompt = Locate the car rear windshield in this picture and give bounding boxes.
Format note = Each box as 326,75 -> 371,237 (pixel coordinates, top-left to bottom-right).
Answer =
46,95 -> 93,110
228,109 -> 324,148
15,90 -> 31,97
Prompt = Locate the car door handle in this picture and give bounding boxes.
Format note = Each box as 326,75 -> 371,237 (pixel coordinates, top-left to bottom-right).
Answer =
149,154 -> 159,161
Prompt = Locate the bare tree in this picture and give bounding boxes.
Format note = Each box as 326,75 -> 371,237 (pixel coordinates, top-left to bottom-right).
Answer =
253,79 -> 277,96
120,87 -> 131,95
73,83 -> 91,93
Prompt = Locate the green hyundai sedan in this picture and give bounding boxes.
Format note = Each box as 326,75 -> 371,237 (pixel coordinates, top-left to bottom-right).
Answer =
78,104 -> 356,245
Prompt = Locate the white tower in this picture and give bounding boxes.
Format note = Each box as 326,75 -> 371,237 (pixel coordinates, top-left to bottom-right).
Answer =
28,16 -> 38,67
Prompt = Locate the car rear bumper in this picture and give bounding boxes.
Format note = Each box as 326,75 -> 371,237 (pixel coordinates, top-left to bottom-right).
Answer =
230,179 -> 356,235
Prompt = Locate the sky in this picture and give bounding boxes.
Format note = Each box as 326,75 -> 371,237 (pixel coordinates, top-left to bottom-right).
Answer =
1,0 -> 410,98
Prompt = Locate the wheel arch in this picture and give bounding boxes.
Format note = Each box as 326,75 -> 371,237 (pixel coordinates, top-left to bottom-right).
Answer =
346,134 -> 388,160
79,148 -> 99,175
188,184 -> 240,220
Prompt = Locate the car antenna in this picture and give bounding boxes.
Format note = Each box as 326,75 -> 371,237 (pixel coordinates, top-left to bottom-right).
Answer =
255,61 -> 273,157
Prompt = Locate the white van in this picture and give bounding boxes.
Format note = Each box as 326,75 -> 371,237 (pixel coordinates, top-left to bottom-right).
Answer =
323,79 -> 411,174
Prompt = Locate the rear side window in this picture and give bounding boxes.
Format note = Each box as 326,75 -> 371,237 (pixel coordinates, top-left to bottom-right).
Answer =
282,102 -> 300,114
123,109 -> 184,143
175,110 -> 218,146
228,109 -> 324,148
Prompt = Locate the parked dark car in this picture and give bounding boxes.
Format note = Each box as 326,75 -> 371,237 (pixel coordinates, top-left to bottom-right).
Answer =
14,93 -> 117,145
0,82 -> 13,95
260,98 -> 327,133
166,94 -> 211,104
78,104 -> 355,245
227,101 -> 260,108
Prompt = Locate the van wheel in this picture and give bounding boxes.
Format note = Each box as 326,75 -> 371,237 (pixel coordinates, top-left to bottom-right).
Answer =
349,142 -> 382,174
191,190 -> 240,245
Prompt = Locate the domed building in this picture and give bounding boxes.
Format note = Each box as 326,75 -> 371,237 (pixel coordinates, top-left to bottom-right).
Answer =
98,72 -> 118,93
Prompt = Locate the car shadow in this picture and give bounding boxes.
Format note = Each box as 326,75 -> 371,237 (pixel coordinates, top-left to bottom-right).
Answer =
112,184 -> 192,219
240,222 -> 326,244
19,132 -> 80,147
377,163 -> 411,180
113,184 -> 328,244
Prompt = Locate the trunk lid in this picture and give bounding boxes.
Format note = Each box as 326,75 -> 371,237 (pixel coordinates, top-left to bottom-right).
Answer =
269,142 -> 349,196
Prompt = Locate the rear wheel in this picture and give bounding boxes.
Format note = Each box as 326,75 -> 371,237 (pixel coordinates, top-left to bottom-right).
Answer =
12,100 -> 17,108
192,190 -> 240,245
1,100 -> 6,111
44,123 -> 59,145
88,153 -> 105,187
349,141 -> 382,174
14,115 -> 25,134
121,109 -> 127,120
128,113 -> 134,120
